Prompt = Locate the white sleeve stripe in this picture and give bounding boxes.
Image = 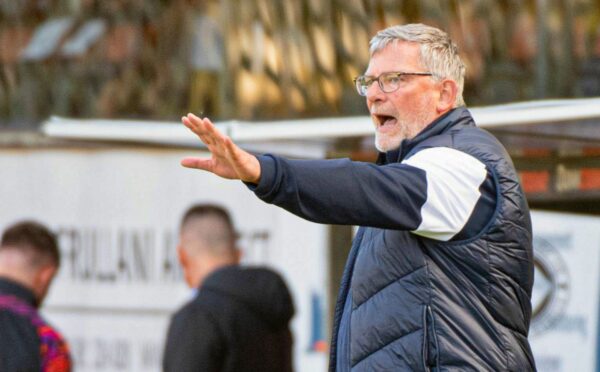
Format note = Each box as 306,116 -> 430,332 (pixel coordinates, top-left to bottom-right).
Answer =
402,147 -> 487,241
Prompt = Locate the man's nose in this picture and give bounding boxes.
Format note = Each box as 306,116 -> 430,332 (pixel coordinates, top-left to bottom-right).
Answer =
366,82 -> 385,104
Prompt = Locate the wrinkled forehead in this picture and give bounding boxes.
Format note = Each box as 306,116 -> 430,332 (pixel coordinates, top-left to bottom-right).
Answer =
366,41 -> 423,75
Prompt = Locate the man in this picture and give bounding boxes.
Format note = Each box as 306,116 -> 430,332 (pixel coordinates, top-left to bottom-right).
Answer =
180,24 -> 536,371
0,220 -> 71,372
187,0 -> 224,117
163,204 -> 295,372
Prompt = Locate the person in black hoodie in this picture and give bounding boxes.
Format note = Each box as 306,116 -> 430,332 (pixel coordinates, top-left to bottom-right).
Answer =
163,204 -> 295,372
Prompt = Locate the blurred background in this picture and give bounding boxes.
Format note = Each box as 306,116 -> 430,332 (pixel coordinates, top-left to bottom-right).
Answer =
1,0 -> 600,125
1,0 -> 600,371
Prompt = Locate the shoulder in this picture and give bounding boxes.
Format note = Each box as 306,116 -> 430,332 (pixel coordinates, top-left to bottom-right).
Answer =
166,298 -> 225,351
170,298 -> 215,327
163,299 -> 227,372
0,309 -> 41,370
170,292 -> 233,335
0,306 -> 39,335
452,125 -> 508,155
411,126 -> 509,169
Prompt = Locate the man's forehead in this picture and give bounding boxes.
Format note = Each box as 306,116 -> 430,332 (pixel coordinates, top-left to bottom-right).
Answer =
366,41 -> 422,74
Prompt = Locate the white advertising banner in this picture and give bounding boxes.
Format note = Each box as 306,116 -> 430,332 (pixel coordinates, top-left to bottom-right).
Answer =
0,147 -> 330,372
529,210 -> 600,372
5,147 -> 596,372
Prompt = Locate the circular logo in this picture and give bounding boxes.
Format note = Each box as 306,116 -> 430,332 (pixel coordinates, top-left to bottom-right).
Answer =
530,237 -> 570,335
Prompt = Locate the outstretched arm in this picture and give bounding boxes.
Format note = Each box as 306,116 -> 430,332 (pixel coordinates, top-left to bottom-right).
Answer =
180,113 -> 261,183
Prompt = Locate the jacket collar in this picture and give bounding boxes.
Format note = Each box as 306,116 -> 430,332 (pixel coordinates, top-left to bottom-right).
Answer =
376,107 -> 473,165
0,277 -> 38,307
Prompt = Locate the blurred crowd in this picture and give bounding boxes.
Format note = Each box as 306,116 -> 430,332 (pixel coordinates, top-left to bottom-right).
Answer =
1,0 -> 600,127
0,0 -> 202,126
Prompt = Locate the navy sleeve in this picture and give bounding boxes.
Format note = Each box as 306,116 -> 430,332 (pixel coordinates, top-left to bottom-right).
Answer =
249,148 -> 496,241
249,154 -> 428,230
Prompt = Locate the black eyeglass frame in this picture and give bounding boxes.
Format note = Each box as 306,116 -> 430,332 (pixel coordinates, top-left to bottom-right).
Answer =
353,71 -> 433,96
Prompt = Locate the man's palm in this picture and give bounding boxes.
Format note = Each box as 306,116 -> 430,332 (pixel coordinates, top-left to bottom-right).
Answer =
181,114 -> 261,183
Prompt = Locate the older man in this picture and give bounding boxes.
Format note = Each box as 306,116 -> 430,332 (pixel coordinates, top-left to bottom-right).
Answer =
180,24 -> 536,371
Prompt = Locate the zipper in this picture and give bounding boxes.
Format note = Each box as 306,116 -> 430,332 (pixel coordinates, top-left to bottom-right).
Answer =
422,306 -> 429,371
422,305 -> 439,371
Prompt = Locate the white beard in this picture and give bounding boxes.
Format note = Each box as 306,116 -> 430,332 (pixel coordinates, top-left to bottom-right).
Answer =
373,100 -> 435,152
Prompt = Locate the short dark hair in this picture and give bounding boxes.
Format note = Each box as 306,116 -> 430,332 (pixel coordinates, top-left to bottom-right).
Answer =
181,204 -> 236,234
0,221 -> 60,267
180,204 -> 238,250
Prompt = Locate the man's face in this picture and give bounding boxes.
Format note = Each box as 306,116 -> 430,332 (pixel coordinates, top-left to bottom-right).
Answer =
365,41 -> 441,152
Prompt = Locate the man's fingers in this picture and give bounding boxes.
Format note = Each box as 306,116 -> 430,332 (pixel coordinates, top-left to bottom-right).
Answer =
181,157 -> 213,171
223,138 -> 247,179
224,137 -> 240,161
183,114 -> 210,141
186,113 -> 215,133
181,115 -> 248,180
185,113 -> 205,129
199,116 -> 227,144
182,116 -> 211,145
224,137 -> 261,183
183,114 -> 227,147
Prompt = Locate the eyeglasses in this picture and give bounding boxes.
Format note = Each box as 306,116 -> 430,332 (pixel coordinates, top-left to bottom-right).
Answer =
353,71 -> 433,96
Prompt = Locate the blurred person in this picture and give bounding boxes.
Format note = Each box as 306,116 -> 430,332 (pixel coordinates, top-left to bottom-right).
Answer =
482,6 -> 536,103
0,220 -> 71,372
179,23 -> 536,371
187,0 -> 224,117
579,25 -> 600,96
162,204 -> 294,372
96,64 -> 143,118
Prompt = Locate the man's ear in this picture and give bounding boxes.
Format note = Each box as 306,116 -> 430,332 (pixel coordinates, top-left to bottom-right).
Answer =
233,247 -> 242,265
436,79 -> 458,113
177,245 -> 197,289
177,245 -> 187,267
34,264 -> 58,304
38,265 -> 57,287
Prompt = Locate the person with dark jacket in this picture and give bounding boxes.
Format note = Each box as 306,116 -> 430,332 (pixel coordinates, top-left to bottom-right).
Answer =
179,24 -> 535,371
0,220 -> 71,372
163,204 -> 294,372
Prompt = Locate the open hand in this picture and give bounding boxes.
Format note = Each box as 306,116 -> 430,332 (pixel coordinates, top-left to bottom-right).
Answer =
181,114 -> 261,183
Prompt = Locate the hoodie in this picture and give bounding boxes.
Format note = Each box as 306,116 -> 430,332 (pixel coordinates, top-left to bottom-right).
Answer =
163,265 -> 295,372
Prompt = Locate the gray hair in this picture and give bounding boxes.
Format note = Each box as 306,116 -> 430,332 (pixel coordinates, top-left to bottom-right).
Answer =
369,23 -> 466,107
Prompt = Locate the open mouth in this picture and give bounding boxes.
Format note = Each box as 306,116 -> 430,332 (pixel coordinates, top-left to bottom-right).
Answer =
375,114 -> 397,128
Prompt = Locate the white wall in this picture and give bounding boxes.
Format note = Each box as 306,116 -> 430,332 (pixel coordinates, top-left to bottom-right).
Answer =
0,147 -> 329,372
529,210 -> 600,372
4,146 -> 598,372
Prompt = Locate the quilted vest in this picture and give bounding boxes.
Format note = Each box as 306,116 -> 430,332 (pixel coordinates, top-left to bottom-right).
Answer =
329,108 -> 535,371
